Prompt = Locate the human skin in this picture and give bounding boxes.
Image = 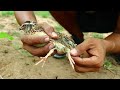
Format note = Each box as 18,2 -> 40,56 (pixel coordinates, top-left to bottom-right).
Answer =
14,11 -> 120,72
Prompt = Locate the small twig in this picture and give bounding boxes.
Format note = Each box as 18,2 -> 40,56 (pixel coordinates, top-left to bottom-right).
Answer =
107,69 -> 116,74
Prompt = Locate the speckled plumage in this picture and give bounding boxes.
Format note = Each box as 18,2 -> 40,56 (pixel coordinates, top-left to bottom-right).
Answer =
19,22 -> 77,69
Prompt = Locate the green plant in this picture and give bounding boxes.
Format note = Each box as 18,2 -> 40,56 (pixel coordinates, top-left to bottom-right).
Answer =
92,33 -> 103,39
34,11 -> 51,18
103,59 -> 112,70
103,59 -> 116,74
0,11 -> 14,16
0,32 -> 14,40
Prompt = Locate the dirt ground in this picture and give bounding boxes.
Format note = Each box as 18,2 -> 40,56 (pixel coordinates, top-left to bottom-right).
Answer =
0,16 -> 120,79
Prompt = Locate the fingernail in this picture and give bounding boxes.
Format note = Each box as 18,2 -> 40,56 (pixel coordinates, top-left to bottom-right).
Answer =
70,49 -> 78,55
49,44 -> 54,50
52,32 -> 57,37
44,37 -> 49,42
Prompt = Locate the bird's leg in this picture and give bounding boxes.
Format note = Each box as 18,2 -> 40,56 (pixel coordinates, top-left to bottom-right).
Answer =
67,51 -> 75,70
35,48 -> 55,67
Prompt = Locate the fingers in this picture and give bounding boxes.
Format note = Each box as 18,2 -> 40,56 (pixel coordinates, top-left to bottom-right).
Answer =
40,22 -> 58,39
72,56 -> 103,68
70,39 -> 92,56
21,22 -> 59,45
69,38 -> 106,73
21,35 -> 50,45
21,22 -> 59,57
74,64 -> 100,73
23,43 -> 54,56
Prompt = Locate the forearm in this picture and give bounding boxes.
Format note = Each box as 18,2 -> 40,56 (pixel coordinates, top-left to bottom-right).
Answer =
14,11 -> 37,25
50,11 -> 83,39
103,15 -> 120,53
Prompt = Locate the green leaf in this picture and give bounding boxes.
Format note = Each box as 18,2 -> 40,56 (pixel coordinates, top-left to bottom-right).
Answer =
0,32 -> 14,40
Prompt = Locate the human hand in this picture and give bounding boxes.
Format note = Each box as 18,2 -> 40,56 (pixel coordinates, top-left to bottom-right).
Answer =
21,22 -> 58,56
70,38 -> 106,72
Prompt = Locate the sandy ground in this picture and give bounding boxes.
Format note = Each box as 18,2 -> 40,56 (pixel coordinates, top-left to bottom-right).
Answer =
0,16 -> 120,79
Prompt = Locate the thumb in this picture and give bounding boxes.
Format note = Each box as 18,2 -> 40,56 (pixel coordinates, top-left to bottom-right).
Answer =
39,22 -> 58,39
70,39 -> 92,56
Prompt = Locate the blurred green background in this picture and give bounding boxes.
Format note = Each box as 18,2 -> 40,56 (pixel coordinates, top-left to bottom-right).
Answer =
0,11 -> 104,39
0,11 -> 51,18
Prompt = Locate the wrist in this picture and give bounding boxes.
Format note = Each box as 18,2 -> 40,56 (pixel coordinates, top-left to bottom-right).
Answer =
103,39 -> 115,53
19,21 -> 42,34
